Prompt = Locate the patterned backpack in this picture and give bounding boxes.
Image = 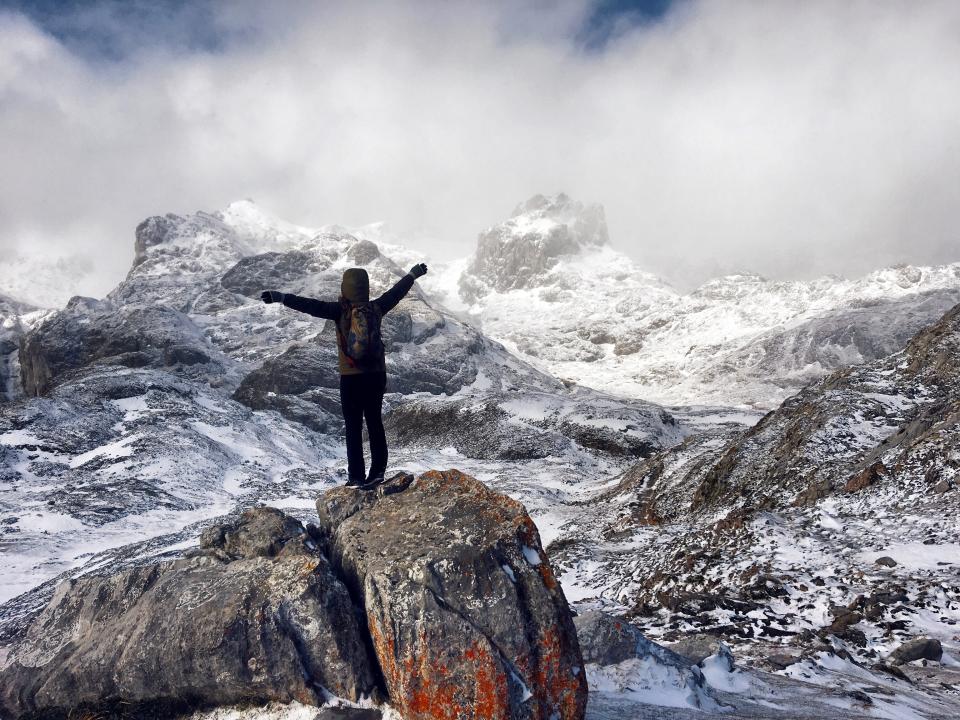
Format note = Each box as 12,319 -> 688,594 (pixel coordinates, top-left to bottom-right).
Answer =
340,301 -> 384,363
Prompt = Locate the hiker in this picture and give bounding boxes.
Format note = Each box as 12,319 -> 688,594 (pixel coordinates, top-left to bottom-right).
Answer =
261,263 -> 428,487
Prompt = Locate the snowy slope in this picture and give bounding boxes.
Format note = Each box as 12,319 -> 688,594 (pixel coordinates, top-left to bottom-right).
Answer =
546,302 -> 960,694
439,194 -> 960,408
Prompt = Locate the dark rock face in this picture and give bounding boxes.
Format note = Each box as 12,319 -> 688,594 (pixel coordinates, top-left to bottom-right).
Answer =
133,214 -> 181,268
19,302 -> 218,396
232,342 -> 343,432
349,239 -> 380,265
221,251 -> 329,298
575,610 -> 692,667
1,294 -> 36,403
889,637 -> 943,665
317,470 -> 588,720
0,507 -> 378,719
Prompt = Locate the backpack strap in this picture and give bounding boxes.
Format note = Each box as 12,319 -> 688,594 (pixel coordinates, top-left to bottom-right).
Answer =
337,298 -> 358,369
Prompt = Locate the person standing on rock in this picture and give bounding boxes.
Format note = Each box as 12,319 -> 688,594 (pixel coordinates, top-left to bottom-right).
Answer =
261,263 -> 428,487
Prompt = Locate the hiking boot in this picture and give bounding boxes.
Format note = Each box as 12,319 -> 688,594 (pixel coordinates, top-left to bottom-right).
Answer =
360,469 -> 385,490
345,476 -> 366,487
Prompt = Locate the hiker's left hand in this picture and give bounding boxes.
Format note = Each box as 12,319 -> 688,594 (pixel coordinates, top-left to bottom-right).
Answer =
409,263 -> 428,279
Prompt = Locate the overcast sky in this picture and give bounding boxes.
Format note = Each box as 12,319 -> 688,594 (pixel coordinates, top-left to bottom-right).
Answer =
2,0 -> 959,295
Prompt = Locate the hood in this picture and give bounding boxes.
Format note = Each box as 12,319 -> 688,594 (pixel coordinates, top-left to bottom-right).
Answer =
340,268 -> 370,302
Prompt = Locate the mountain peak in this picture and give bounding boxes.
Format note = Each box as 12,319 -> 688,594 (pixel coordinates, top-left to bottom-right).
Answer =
505,192 -> 608,246
460,193 -> 609,298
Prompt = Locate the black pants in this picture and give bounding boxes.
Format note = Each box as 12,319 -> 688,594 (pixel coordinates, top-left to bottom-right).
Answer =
339,372 -> 387,481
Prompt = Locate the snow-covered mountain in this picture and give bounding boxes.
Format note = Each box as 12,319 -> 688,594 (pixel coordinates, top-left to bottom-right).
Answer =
3,199 -> 959,717
434,194 -> 960,409
0,200 -> 680,607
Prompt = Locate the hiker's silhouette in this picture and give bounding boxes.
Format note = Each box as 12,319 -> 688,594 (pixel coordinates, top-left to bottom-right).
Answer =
262,263 -> 428,486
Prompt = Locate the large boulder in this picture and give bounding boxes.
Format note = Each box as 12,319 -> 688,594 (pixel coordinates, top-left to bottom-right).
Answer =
317,470 -> 588,720
888,637 -> 943,665
0,508 -> 378,719
573,610 -> 714,710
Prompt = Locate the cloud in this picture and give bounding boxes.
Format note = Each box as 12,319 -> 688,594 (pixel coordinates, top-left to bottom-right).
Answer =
1,0 -> 959,297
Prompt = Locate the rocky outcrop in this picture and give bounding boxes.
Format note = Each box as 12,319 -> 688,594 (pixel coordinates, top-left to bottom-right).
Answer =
573,610 -> 714,710
132,214 -> 182,268
1,474 -> 587,720
687,302 -> 960,512
1,294 -> 37,403
461,193 -> 608,298
18,299 -> 218,396
220,251 -> 330,298
317,470 -> 588,720
889,637 -> 943,665
232,341 -> 343,432
0,508 -> 377,719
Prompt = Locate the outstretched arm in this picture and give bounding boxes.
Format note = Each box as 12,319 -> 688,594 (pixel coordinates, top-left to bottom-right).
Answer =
375,264 -> 427,314
261,290 -> 339,320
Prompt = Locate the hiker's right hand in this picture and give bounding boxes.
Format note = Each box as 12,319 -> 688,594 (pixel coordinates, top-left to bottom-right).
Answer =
261,290 -> 284,304
409,263 -> 428,279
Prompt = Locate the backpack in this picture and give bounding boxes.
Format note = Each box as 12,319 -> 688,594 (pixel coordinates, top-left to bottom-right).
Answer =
339,301 -> 384,363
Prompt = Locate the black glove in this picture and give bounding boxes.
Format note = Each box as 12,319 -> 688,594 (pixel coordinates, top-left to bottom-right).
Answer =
261,290 -> 284,304
409,263 -> 428,279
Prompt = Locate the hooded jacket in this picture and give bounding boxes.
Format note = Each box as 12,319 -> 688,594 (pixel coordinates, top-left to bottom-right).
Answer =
281,268 -> 415,375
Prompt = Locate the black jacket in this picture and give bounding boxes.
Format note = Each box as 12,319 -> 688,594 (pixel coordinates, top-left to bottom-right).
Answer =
282,272 -> 415,375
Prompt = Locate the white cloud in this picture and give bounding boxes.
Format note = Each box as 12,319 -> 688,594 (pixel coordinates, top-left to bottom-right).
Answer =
1,0 -> 959,296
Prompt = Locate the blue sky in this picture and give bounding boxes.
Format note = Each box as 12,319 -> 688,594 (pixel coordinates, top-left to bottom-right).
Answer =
8,0 -> 679,59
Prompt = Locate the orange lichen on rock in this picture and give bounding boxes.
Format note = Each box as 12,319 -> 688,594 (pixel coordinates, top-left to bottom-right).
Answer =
533,627 -> 588,719
324,470 -> 587,720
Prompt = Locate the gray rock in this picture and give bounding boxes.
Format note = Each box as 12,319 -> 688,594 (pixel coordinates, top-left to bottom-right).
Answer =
763,652 -> 801,671
875,556 -> 898,568
133,214 -> 181,268
462,194 -> 608,298
197,506 -> 310,559
232,342 -> 343,433
932,478 -> 952,494
889,637 -> 943,665
348,239 -> 380,265
666,634 -> 726,664
317,470 -> 587,720
0,509 -> 378,719
576,610 -> 693,668
19,303 -> 218,396
220,251 -> 326,298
